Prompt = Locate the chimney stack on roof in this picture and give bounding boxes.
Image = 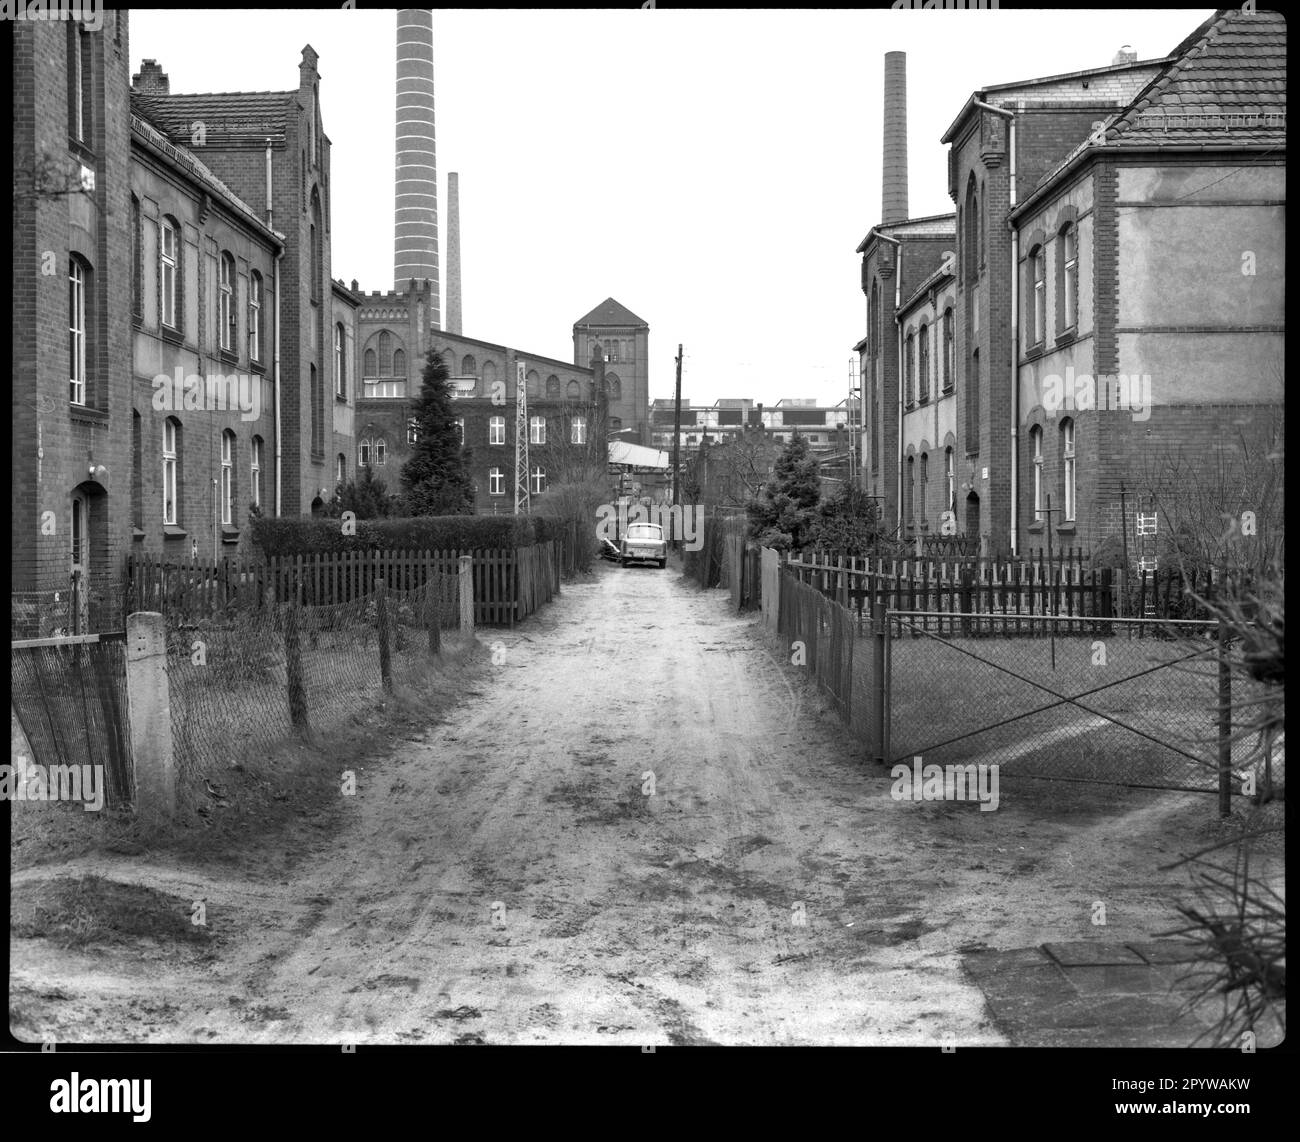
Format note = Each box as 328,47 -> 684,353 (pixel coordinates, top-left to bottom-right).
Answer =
882,51 -> 909,225
132,60 -> 170,96
1112,44 -> 1138,65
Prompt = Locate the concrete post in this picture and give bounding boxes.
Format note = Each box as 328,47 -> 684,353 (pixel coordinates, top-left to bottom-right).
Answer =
126,612 -> 175,822
459,555 -> 474,635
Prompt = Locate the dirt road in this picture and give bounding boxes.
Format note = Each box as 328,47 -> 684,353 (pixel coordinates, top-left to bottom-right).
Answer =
11,562 -> 1238,1045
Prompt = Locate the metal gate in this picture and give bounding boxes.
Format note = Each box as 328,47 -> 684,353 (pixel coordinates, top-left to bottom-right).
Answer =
884,612 -> 1260,795
10,632 -> 135,807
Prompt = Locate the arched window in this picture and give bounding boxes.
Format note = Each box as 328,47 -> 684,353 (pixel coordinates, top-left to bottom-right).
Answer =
1030,425 -> 1044,522
606,372 -> 622,401
310,188 -> 322,302
378,331 -> 392,376
979,178 -> 987,266
461,354 -> 476,376
566,379 -> 580,401
392,348 -> 405,377
482,360 -> 497,392
375,437 -> 387,465
69,256 -> 88,405
219,251 -> 235,351
250,272 -> 263,362
1059,223 -> 1078,332
918,325 -> 930,402
526,369 -> 540,399
310,363 -> 322,454
220,429 -> 236,525
905,455 -> 915,528
964,175 -> 979,286
546,375 -> 560,399
336,453 -> 346,487
359,438 -> 371,467
904,331 -> 915,406
442,348 -> 455,377
942,307 -> 954,392
364,348 -> 377,377
1061,419 -> 1076,522
1029,244 -> 1046,345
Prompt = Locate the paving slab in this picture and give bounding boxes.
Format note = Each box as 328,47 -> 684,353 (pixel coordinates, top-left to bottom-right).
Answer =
1042,941 -> 1147,967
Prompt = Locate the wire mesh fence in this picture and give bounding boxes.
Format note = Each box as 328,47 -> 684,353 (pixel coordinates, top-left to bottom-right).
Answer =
165,570 -> 463,790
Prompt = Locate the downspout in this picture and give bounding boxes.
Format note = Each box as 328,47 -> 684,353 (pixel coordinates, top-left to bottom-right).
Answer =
973,99 -> 1017,557
266,139 -> 283,518
876,232 -> 903,531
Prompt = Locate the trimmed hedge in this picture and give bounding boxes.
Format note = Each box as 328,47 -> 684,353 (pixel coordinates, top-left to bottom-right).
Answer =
251,514 -> 551,557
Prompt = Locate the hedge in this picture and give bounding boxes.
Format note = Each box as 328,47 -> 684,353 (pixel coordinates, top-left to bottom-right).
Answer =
251,514 -> 553,557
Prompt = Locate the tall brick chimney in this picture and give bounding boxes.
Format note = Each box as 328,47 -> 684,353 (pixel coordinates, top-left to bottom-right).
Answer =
446,171 -> 462,334
132,60 -> 170,95
395,8 -> 439,324
881,51 -> 908,225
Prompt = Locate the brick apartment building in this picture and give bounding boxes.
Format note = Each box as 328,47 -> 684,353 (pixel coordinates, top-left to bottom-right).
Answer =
857,9 -> 1285,559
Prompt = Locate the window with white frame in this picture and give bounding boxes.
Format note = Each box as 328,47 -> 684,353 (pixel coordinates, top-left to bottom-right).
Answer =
489,467 -> 504,496
1031,245 -> 1046,345
69,257 -> 86,405
220,429 -> 235,525
375,437 -> 387,465
489,416 -> 506,444
1061,224 -> 1078,331
161,219 -> 178,330
529,416 -> 546,445
1031,425 -> 1043,521
1061,419 -> 1076,521
162,418 -> 179,525
335,324 -> 345,397
571,416 -> 587,445
219,252 -> 235,351
251,435 -> 262,509
945,447 -> 955,515
530,467 -> 546,495
359,438 -> 371,467
249,272 -> 262,362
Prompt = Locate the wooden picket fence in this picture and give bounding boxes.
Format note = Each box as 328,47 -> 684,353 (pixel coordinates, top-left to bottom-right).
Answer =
126,542 -> 560,628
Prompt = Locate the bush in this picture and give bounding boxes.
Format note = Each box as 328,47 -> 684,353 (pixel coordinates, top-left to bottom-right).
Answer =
251,514 -> 541,557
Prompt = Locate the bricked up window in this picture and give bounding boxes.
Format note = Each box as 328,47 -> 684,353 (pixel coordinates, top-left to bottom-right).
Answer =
69,257 -> 87,405
131,197 -> 142,321
547,375 -> 560,398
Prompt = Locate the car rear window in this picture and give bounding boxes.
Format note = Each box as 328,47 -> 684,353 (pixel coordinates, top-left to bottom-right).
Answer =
626,524 -> 662,539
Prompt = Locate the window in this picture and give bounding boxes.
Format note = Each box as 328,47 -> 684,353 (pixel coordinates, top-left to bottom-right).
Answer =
1030,425 -> 1043,522
250,272 -> 262,362
1061,419 -> 1076,522
251,435 -> 263,509
336,453 -> 346,487
392,348 -> 405,377
606,373 -> 623,401
364,348 -> 377,376
69,257 -> 86,405
310,364 -> 321,454
455,417 -> 464,445
375,437 -> 387,465
945,447 -> 955,516
309,190 -> 322,302
407,417 -> 419,445
530,467 -> 546,495
461,354 -> 476,376
571,416 -> 587,445
162,418 -> 179,525
966,349 -> 980,452
220,429 -> 235,525
904,332 -> 915,406
489,416 -> 506,444
219,252 -> 235,351
1060,224 -> 1078,331
919,453 -> 928,525
131,196 -> 142,321
918,325 -> 930,402
334,324 -> 345,397
378,332 -> 392,376
359,438 -> 371,467
606,341 -> 618,363
526,370 -> 540,399
964,176 -> 979,285
161,218 -> 178,329
489,467 -> 504,496
68,26 -> 90,143
1030,245 -> 1046,346
566,379 -> 580,401
132,410 -> 143,529
905,455 -> 915,528
529,416 -> 546,445
942,307 -> 954,392
546,375 -> 560,399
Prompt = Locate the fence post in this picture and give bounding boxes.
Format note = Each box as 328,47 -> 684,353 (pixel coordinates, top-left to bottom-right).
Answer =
1217,614 -> 1233,818
459,555 -> 474,635
125,612 -> 175,823
375,576 -> 393,692
282,599 -> 309,732
426,569 -> 441,659
872,601 -> 887,767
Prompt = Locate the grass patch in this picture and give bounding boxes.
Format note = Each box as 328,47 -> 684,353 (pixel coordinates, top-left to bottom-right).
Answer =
10,875 -> 213,950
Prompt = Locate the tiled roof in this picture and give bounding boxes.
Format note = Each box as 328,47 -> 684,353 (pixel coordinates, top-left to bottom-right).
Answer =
573,298 -> 648,328
857,213 -> 955,253
130,90 -> 297,142
1024,9 -> 1286,202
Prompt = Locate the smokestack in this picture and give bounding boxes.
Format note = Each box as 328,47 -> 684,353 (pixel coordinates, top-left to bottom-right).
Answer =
882,51 -> 908,225
395,8 -> 439,324
446,172 -> 461,335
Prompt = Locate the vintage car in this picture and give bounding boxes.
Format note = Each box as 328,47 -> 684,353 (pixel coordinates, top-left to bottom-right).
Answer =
620,522 -> 666,568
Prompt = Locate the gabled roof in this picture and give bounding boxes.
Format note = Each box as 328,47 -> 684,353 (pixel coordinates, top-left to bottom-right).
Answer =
1016,8 -> 1287,214
856,213 -> 954,254
574,298 -> 648,328
131,90 -> 298,142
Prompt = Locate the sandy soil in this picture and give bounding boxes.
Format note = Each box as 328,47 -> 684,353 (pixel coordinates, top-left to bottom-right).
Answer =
9,561 -> 1274,1046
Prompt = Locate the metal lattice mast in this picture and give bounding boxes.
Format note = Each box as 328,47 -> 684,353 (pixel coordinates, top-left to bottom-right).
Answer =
514,359 -> 530,514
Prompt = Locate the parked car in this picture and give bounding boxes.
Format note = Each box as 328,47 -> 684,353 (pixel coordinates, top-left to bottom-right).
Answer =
620,522 -> 666,568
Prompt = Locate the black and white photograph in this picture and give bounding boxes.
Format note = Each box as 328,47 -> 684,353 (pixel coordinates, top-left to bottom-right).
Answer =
6,0 -> 1286,1117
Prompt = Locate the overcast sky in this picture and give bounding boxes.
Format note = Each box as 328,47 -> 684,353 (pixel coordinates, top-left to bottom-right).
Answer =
131,7 -> 1213,408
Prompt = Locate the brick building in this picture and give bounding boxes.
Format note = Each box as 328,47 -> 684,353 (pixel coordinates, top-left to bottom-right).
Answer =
857,10 -> 1285,559
572,298 -> 650,443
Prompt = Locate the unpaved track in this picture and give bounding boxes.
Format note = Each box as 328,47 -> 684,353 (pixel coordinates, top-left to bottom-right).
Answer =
19,562 -> 1212,1046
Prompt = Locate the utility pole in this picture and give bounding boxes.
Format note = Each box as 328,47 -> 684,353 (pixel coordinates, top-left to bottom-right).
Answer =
514,359 -> 530,515
671,344 -> 683,513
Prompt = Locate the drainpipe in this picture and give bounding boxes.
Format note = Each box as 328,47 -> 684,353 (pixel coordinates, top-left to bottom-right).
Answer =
973,99 -> 1018,556
266,140 -> 284,518
873,233 -> 903,533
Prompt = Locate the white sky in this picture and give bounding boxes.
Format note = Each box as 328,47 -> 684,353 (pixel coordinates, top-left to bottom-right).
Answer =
130,7 -> 1213,408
